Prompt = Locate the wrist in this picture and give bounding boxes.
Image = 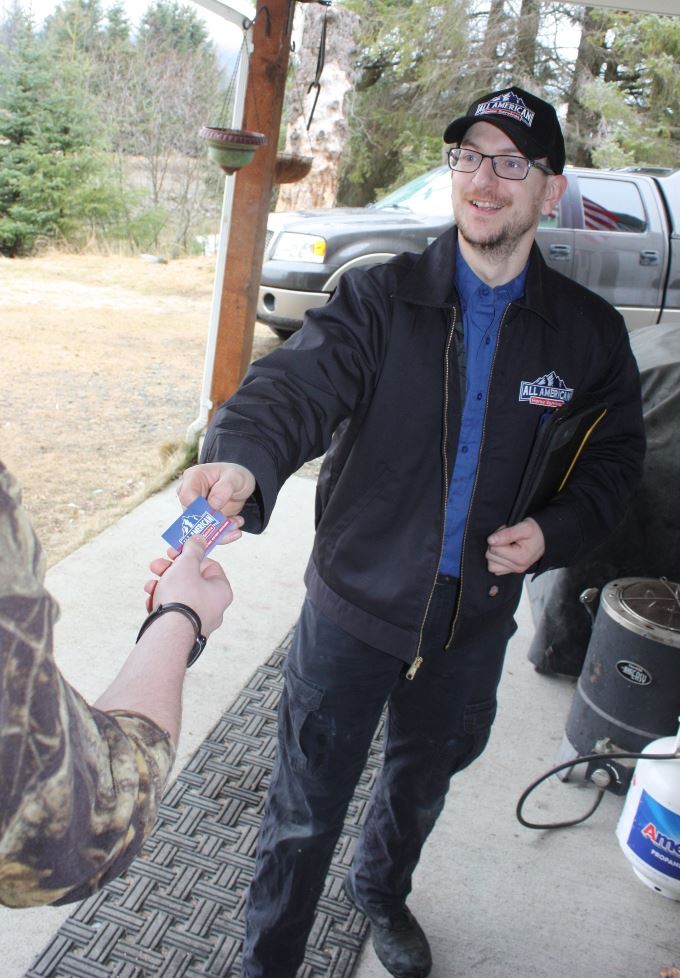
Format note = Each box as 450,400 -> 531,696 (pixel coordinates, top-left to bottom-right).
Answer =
136,602 -> 207,667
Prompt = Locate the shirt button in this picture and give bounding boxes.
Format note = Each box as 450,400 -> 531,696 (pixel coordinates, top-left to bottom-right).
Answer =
485,337 -> 491,345
476,392 -> 483,400
488,585 -> 500,597
461,445 -> 468,453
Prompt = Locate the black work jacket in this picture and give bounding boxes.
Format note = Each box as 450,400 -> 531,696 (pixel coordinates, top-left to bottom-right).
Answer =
202,227 -> 645,665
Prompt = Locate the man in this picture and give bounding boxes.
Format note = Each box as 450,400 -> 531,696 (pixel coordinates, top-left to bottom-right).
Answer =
0,460 -> 236,908
179,88 -> 645,978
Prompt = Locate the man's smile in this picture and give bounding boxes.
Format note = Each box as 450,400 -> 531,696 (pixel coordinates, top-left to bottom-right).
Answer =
466,197 -> 506,212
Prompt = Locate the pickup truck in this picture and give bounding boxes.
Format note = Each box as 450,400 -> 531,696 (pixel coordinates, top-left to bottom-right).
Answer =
257,164 -> 680,337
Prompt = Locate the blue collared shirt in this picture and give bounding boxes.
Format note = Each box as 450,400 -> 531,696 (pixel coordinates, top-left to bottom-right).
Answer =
439,248 -> 527,576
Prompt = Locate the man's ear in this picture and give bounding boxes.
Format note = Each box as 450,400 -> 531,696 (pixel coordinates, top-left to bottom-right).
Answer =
542,173 -> 567,216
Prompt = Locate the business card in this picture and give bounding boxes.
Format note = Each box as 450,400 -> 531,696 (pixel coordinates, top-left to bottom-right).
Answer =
162,496 -> 234,555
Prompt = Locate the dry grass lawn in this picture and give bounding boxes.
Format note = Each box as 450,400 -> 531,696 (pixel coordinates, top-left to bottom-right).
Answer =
0,252 -> 280,566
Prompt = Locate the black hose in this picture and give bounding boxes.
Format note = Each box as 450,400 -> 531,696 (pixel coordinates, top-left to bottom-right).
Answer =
516,748 -> 679,830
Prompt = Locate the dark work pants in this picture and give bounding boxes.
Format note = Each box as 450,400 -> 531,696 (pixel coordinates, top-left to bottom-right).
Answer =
241,578 -> 509,978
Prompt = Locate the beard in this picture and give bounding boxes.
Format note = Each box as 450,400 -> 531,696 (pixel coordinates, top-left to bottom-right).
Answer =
456,197 -> 542,262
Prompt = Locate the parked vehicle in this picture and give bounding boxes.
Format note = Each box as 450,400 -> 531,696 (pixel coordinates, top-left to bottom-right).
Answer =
257,164 -> 680,337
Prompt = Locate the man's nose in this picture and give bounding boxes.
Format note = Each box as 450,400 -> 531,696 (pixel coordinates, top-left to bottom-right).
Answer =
471,155 -> 497,183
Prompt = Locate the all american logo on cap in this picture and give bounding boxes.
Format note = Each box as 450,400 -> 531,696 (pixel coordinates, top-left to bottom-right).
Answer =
519,371 -> 574,408
475,91 -> 535,129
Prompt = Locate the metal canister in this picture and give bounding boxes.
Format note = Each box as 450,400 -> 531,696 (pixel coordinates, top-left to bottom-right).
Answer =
558,578 -> 680,763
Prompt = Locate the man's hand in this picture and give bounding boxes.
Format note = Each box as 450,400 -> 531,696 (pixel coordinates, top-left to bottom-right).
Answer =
99,536 -> 233,742
178,462 -> 256,518
486,518 -> 545,576
144,535 -> 233,635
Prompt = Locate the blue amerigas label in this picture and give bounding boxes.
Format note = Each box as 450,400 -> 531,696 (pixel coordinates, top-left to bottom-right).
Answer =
626,789 -> 680,880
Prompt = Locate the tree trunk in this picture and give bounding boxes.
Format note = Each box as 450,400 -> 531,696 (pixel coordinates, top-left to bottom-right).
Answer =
565,6 -> 607,168
514,0 -> 540,85
475,0 -> 506,94
275,4 -> 360,211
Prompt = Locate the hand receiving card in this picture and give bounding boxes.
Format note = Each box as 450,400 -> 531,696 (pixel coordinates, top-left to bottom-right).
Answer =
162,496 -> 234,555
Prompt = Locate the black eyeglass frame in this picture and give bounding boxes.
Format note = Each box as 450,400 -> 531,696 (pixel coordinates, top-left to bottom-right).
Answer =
447,147 -> 554,181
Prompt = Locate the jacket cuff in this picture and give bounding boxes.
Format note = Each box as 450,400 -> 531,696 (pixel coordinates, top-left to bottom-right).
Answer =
200,432 -> 278,534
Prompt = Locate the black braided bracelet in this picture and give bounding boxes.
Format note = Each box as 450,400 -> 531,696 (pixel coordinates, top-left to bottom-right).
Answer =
136,602 -> 207,667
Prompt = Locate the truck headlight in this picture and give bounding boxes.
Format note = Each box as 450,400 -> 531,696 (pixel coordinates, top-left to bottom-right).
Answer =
271,232 -> 327,263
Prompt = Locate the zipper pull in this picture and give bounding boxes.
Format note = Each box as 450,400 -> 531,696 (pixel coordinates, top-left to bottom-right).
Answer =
406,656 -> 423,680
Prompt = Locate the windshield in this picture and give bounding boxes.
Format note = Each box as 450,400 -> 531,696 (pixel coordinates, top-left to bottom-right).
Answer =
375,166 -> 452,217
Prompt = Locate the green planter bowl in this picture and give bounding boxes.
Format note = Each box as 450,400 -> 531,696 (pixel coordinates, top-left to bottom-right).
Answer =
199,127 -> 267,174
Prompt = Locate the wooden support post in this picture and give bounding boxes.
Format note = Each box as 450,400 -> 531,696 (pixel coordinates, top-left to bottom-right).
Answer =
208,0 -> 295,415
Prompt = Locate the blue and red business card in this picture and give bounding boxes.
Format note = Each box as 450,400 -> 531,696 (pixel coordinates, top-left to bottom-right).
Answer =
162,497 -> 234,555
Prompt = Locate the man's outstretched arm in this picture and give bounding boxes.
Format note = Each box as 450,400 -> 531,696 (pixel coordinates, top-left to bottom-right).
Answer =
0,464 -> 232,908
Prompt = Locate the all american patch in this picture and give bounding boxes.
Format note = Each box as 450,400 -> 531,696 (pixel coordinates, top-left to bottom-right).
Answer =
519,371 -> 574,408
474,91 -> 535,128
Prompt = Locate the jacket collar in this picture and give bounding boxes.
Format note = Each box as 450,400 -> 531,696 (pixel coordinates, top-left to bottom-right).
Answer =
393,226 -> 458,309
393,225 -> 565,332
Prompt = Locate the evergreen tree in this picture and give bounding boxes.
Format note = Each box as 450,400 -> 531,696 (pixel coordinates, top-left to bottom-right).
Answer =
340,0 -> 471,204
0,13 -> 128,255
568,9 -> 680,167
41,0 -> 107,60
139,0 -> 211,54
103,2 -> 131,48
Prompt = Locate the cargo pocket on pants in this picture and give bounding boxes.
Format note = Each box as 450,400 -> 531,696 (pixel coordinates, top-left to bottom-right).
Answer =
281,662 -> 325,775
443,697 -> 498,777
464,697 -> 497,735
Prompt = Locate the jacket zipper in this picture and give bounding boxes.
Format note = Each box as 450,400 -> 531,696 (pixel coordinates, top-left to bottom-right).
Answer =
406,307 -> 457,680
445,302 -> 511,650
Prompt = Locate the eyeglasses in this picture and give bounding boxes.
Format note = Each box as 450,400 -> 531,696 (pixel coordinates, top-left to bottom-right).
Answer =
447,147 -> 554,181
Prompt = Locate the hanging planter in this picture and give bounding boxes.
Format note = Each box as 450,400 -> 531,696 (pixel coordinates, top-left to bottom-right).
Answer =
198,16 -> 272,176
274,153 -> 313,184
199,127 -> 267,175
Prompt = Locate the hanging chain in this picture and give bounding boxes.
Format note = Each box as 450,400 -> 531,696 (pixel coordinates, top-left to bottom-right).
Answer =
215,8 -> 272,132
216,32 -> 249,128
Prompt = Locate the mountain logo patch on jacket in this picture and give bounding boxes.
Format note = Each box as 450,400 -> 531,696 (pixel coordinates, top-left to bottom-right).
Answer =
519,371 -> 574,408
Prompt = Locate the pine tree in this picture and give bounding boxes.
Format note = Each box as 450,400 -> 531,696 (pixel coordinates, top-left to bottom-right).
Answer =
139,0 -> 212,54
0,13 -> 126,255
340,0 -> 471,204
567,9 -> 680,167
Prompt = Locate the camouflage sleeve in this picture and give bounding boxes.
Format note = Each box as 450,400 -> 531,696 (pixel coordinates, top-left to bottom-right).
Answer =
0,462 -> 176,908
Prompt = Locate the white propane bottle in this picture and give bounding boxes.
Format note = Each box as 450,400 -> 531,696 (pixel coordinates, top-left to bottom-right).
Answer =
616,723 -> 680,900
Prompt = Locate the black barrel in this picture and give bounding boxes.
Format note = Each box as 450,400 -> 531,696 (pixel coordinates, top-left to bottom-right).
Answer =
559,577 -> 680,765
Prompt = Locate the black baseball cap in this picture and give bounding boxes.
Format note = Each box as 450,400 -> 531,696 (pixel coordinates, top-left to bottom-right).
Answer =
443,87 -> 566,174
